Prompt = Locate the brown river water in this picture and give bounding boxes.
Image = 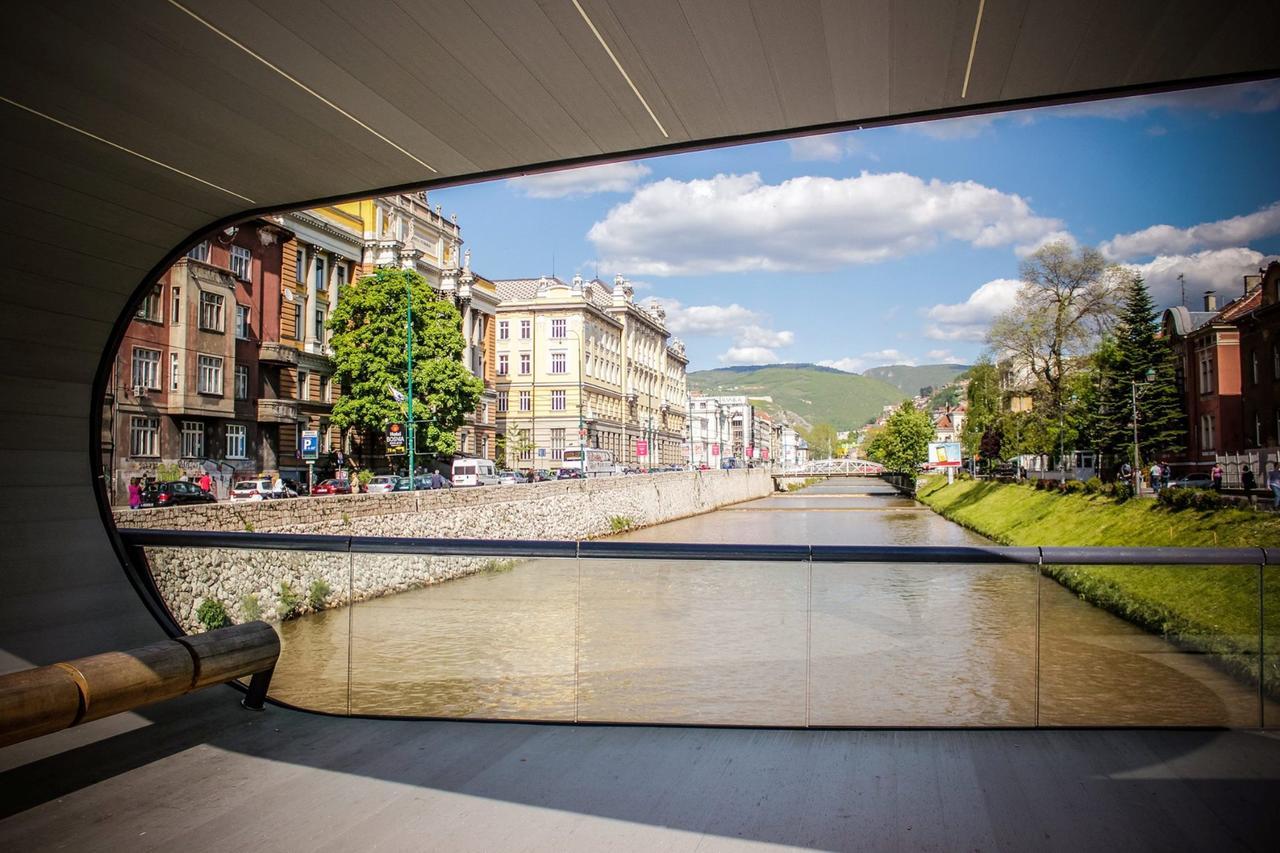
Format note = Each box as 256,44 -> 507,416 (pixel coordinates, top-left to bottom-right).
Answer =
264,480 -> 1273,727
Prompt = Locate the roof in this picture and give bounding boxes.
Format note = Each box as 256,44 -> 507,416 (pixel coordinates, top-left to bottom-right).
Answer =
493,277 -> 615,311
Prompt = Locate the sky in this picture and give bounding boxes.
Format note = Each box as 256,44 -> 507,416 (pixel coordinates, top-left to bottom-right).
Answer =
431,80 -> 1280,374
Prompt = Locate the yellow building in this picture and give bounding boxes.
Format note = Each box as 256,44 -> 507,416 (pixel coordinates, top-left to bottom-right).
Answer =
492,274 -> 688,470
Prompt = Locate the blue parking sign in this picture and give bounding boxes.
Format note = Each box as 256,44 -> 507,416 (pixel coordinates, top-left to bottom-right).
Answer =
301,430 -> 319,460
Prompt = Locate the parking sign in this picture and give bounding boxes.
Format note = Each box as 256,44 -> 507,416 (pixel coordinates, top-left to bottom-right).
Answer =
301,430 -> 319,460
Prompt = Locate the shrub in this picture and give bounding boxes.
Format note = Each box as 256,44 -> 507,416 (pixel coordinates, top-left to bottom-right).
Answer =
157,462 -> 182,482
278,581 -> 300,619
243,520 -> 255,533
1085,476 -> 1103,495
1112,481 -> 1135,503
1033,478 -> 1048,491
240,593 -> 261,622
608,515 -> 636,532
481,559 -> 515,573
1062,479 -> 1086,494
196,598 -> 231,631
1190,489 -> 1224,511
308,579 -> 332,611
358,470 -> 374,488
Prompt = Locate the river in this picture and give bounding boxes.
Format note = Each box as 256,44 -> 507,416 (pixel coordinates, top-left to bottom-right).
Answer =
268,479 -> 1271,726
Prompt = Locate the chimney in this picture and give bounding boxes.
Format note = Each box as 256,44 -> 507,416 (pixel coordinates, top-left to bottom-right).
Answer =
1244,273 -> 1262,294
1203,291 -> 1217,312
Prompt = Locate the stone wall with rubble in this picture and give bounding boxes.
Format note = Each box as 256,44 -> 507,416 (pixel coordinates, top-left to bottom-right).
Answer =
120,470 -> 771,631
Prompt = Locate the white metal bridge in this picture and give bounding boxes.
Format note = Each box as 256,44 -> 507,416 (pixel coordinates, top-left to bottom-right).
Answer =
774,458 -> 886,477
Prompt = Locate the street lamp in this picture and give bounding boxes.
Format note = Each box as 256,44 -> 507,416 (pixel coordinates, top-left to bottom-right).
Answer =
1131,367 -> 1156,494
560,328 -> 587,464
405,272 -> 417,482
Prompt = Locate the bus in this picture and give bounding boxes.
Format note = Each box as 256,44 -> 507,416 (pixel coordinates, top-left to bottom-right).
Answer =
562,448 -> 617,477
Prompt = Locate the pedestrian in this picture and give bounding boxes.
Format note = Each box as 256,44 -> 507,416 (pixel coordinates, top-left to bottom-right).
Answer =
127,477 -> 142,510
1211,462 -> 1224,492
1149,461 -> 1162,492
1242,463 -> 1256,496
272,473 -> 284,496
198,471 -> 212,493
430,470 -> 444,490
1268,466 -> 1280,509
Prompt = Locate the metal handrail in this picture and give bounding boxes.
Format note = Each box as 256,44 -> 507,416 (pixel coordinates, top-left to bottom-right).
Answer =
117,528 -> 1271,566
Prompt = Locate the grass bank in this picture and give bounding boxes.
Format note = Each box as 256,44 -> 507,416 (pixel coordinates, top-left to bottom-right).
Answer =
917,476 -> 1279,697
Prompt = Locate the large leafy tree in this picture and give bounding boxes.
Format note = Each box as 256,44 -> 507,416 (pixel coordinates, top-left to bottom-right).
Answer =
1090,278 -> 1185,466
803,422 -> 839,459
328,267 -> 483,459
987,241 -> 1123,452
866,402 -> 934,474
961,360 -> 1000,462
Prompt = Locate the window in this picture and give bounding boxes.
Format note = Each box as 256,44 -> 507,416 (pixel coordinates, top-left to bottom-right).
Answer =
519,390 -> 531,412
230,244 -> 252,280
497,391 -> 508,412
550,428 -> 565,460
295,246 -> 307,283
551,389 -> 566,411
235,304 -> 250,339
335,262 -> 347,291
520,353 -> 531,374
181,420 -> 205,458
1200,414 -> 1215,451
520,319 -> 531,339
129,416 -> 159,457
292,301 -> 303,341
315,308 -> 327,344
187,240 -> 209,262
197,355 -> 223,395
551,318 -> 566,339
314,255 -> 327,291
226,424 -> 247,459
235,365 -> 249,400
171,287 -> 182,324
1251,351 -> 1259,385
131,347 -> 160,389
170,353 -> 181,392
136,286 -> 162,321
320,375 -> 332,402
298,370 -> 310,401
551,352 -> 566,374
498,320 -> 509,340
497,354 -> 508,376
199,291 -> 225,331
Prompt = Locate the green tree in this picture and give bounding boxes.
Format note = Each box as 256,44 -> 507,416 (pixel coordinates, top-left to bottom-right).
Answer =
803,422 -> 839,459
960,360 -> 1000,462
866,402 -> 934,474
1090,278 -> 1185,467
328,267 -> 483,460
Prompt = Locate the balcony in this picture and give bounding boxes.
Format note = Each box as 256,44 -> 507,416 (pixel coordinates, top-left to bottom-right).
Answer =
256,398 -> 299,423
258,341 -> 299,367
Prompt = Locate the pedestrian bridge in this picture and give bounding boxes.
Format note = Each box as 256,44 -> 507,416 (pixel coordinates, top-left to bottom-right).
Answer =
775,458 -> 886,477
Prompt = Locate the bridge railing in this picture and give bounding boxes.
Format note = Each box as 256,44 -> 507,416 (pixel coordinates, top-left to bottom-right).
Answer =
119,528 -> 1277,730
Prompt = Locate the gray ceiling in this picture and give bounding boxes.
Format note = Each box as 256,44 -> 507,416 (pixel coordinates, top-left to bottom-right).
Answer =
0,0 -> 1277,668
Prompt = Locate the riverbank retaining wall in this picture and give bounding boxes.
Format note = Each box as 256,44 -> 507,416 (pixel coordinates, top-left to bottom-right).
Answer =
118,469 -> 772,631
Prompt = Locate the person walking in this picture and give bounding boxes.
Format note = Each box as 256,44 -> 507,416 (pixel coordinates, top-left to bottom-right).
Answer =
198,471 -> 212,493
1149,461 -> 1162,492
1268,466 -> 1280,509
1242,463 -> 1256,502
1211,462 -> 1224,492
430,469 -> 444,490
127,477 -> 142,510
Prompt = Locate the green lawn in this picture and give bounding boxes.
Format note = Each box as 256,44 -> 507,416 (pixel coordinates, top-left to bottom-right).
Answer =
917,476 -> 1279,695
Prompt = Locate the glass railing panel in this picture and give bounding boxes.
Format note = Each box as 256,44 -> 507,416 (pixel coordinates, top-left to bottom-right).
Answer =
348,552 -> 578,720
576,557 -> 808,725
1038,563 -> 1265,727
809,561 -> 1037,726
142,545 -> 352,714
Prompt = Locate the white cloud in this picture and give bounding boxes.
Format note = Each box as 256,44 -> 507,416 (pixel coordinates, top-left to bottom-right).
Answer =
926,349 -> 959,362
590,171 -> 1062,275
907,114 -> 998,140
786,133 -> 869,162
819,357 -> 867,373
1101,202 -> 1280,260
736,325 -> 794,348
646,297 -> 760,336
1015,230 -> 1078,258
819,349 -> 917,373
720,346 -> 780,365
1122,248 -> 1280,307
1042,79 -> 1280,120
922,278 -> 1022,341
512,162 -> 651,198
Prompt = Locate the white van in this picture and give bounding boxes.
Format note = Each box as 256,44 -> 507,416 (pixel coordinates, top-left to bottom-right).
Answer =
451,458 -> 500,487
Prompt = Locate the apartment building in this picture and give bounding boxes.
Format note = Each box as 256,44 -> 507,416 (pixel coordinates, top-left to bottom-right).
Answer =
1235,261 -> 1280,450
103,220 -> 294,500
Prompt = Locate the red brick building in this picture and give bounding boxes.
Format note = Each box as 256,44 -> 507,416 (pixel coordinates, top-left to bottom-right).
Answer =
103,220 -> 295,502
1236,261 -> 1280,450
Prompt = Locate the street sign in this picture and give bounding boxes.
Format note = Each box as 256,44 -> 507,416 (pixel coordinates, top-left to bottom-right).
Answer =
537,448 -> 546,458
301,430 -> 319,461
635,439 -> 649,457
385,422 -> 406,454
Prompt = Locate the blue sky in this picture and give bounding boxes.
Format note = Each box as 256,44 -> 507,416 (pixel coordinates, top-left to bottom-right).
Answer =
433,80 -> 1280,373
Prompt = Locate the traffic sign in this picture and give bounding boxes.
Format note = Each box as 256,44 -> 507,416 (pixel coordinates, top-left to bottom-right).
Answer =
635,439 -> 649,457
301,430 -> 319,461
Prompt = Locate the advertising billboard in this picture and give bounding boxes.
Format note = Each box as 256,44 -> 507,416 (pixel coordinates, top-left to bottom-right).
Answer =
928,441 -> 962,467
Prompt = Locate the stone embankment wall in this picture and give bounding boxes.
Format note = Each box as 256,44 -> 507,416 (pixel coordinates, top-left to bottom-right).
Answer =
117,470 -> 771,632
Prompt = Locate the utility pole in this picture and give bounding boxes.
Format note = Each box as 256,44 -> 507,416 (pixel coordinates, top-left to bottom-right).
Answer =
406,273 -> 415,482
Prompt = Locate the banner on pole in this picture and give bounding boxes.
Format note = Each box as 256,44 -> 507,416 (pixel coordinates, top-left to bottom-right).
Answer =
385,422 -> 406,454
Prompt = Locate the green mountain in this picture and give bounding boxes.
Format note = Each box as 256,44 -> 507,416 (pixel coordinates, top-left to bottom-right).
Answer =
687,363 -> 907,430
861,363 -> 970,397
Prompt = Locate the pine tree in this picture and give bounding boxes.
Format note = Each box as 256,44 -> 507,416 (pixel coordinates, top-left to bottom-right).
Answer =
1092,279 -> 1185,468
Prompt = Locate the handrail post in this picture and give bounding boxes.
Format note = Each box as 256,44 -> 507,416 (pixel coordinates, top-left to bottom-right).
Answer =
242,665 -> 275,711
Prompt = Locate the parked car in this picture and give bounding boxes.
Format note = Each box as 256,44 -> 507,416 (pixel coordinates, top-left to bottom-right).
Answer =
556,467 -> 583,480
497,470 -> 528,485
141,480 -> 217,508
1168,472 -> 1214,489
311,478 -> 352,496
229,479 -> 296,501
365,475 -> 400,494
451,458 -> 500,487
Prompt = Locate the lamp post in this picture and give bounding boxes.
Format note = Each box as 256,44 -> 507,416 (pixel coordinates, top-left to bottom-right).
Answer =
559,328 -> 587,468
405,272 -> 415,482
1131,367 -> 1155,495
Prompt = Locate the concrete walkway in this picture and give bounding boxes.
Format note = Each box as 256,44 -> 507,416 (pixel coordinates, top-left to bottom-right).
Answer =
2,690 -> 1278,851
